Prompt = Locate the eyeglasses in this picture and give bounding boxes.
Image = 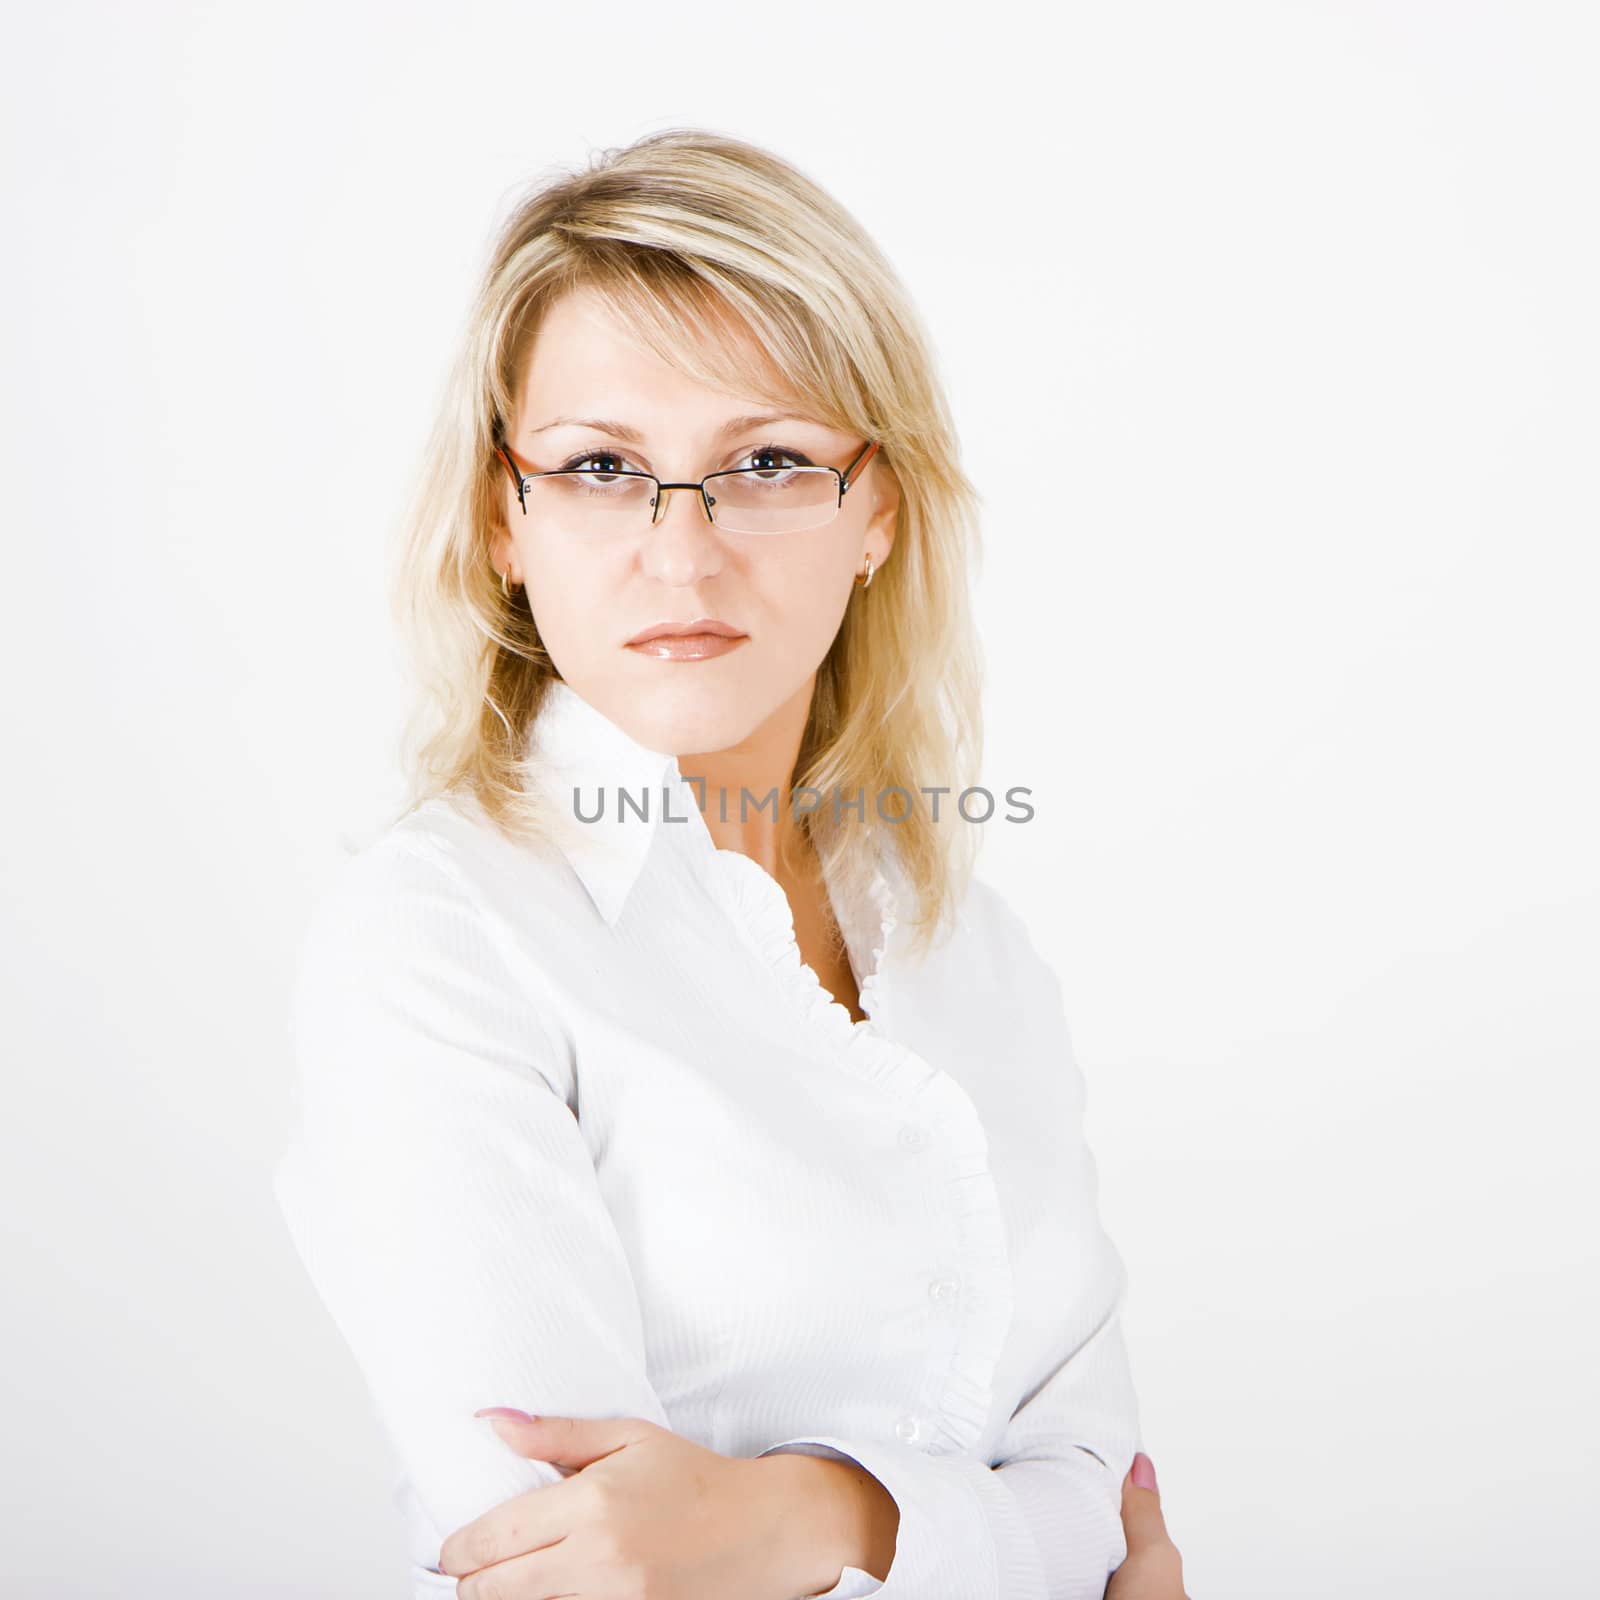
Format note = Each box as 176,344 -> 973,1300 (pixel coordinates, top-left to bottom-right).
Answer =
494,435 -> 881,537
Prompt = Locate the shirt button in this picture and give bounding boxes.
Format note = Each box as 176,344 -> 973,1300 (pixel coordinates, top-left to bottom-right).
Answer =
897,1123 -> 930,1152
894,1413 -> 921,1443
928,1275 -> 961,1303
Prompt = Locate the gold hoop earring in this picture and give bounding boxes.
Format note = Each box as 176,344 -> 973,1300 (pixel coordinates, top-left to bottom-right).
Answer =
499,563 -> 519,599
855,554 -> 874,590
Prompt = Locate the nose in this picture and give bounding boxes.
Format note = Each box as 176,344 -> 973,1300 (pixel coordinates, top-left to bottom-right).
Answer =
640,482 -> 724,587
649,482 -> 716,528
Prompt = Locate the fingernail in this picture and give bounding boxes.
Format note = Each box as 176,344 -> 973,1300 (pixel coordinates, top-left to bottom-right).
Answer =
474,1407 -> 536,1423
1131,1451 -> 1158,1491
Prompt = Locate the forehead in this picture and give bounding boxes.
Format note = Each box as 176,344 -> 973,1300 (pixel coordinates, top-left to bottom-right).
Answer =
515,284 -> 800,421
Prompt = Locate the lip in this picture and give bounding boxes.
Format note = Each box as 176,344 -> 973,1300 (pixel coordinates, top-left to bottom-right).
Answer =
625,618 -> 748,662
626,619 -> 746,644
625,629 -> 749,662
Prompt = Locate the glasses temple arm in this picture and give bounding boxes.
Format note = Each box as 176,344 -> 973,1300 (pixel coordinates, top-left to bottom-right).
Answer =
839,440 -> 881,495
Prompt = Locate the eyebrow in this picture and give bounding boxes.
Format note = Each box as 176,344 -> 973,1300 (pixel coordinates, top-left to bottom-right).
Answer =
529,412 -> 810,443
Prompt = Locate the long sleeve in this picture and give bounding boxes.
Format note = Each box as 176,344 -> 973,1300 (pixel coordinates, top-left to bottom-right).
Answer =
271,839 -> 878,1598
755,916 -> 1143,1600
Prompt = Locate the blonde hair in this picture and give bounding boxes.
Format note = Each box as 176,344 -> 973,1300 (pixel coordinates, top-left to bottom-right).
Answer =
389,127 -> 986,959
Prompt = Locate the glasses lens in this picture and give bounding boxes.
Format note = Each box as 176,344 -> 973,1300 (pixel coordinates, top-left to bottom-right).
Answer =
523,470 -> 657,533
705,467 -> 840,535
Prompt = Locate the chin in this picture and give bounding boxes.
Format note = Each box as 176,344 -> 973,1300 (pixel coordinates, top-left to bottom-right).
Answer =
598,657 -> 778,751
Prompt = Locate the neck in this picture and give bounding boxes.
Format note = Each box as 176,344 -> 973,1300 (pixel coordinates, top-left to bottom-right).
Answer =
678,674 -> 818,886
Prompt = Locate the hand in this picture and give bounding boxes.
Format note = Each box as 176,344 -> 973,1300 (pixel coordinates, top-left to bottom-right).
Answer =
1106,1451 -> 1190,1600
437,1410 -> 801,1600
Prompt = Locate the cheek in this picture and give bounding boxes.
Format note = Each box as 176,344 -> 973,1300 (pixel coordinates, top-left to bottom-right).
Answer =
772,521 -> 862,599
520,541 -> 607,648
750,542 -> 859,653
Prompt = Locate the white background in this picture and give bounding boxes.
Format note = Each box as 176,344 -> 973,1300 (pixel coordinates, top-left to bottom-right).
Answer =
2,2 -> 1595,1595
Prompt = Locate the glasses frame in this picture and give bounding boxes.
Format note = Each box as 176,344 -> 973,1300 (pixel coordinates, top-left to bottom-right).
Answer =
493,434 -> 882,535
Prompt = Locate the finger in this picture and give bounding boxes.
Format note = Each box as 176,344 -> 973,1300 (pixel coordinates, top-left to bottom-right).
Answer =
477,1410 -> 650,1470
456,1538 -> 575,1600
439,1484 -> 571,1579
1120,1452 -> 1171,1553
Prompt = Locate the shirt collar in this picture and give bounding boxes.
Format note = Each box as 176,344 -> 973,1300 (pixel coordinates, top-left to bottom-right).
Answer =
520,679 -> 904,947
521,678 -> 687,926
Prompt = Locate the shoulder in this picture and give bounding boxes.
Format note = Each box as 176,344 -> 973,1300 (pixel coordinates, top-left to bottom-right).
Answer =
289,795 -> 574,1098
957,872 -> 1062,985
293,791 -> 558,1014
303,791 -> 562,953
947,871 -> 1077,1049
895,863 -> 1070,1014
948,878 -> 1095,1157
299,802 -> 469,961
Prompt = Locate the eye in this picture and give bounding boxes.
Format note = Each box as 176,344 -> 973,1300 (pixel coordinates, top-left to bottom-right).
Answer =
557,449 -> 635,476
737,445 -> 814,473
553,443 -> 818,476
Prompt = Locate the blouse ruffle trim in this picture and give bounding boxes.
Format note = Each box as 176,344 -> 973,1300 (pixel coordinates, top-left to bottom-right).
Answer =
704,839 -> 1015,1458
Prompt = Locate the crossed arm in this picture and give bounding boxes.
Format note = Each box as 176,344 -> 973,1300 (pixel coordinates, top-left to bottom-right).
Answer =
272,842 -> 1140,1598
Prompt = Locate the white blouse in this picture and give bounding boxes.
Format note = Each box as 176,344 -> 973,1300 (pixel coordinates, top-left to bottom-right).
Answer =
272,679 -> 1144,1600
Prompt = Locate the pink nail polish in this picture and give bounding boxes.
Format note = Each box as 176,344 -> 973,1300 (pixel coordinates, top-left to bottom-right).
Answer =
475,1407 -> 536,1423
1131,1452 -> 1158,1491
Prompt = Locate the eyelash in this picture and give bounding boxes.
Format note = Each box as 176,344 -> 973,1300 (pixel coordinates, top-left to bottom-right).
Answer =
554,442 -> 814,475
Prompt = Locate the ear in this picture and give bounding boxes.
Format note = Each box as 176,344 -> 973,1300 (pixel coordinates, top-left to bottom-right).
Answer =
489,440 -> 525,578
866,456 -> 901,564
488,520 -> 518,585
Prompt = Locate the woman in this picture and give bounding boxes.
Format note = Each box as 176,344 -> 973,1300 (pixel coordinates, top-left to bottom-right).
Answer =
273,128 -> 1188,1600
